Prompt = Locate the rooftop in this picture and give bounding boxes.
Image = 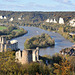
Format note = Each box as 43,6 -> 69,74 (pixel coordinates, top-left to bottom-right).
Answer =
10,40 -> 18,44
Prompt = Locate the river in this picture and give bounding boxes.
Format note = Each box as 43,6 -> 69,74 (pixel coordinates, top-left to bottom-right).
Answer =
12,26 -> 74,56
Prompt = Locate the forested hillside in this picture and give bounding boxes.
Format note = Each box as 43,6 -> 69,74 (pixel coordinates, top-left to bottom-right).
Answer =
0,11 -> 75,42
0,11 -> 75,25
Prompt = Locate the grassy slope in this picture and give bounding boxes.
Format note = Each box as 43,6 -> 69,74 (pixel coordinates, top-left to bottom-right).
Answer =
0,26 -> 20,32
0,26 -> 7,30
13,29 -> 20,32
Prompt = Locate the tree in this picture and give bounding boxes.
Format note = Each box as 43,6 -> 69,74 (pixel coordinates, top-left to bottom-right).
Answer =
0,51 -> 19,75
54,57 -> 71,75
70,56 -> 75,75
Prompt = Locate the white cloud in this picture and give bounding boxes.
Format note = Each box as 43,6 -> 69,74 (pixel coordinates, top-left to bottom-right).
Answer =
3,0 -> 16,2
54,0 -> 75,6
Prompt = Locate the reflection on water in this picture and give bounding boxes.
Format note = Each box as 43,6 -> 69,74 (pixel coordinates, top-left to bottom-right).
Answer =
12,26 -> 74,56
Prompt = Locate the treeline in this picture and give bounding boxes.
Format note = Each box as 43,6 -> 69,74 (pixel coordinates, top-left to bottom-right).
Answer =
0,25 -> 17,35
24,33 -> 55,49
0,25 -> 27,40
0,11 -> 75,24
0,51 -> 75,75
7,27 -> 27,40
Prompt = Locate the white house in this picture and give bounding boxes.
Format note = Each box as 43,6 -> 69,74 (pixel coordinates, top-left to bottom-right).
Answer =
50,19 -> 53,23
9,18 -> 13,21
59,17 -> 64,24
69,19 -> 75,27
53,19 -> 57,23
45,17 -> 65,24
18,17 -> 21,20
4,16 -> 7,19
46,18 -> 57,23
46,19 -> 50,22
0,16 -> 3,19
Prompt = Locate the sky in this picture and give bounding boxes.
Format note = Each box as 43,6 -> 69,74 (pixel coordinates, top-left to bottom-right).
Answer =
0,0 -> 75,11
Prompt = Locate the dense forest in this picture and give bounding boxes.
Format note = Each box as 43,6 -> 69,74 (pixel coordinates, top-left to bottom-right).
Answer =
24,33 -> 55,49
0,51 -> 75,75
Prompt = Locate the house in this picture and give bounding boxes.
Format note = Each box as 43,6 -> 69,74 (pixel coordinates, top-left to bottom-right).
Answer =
50,19 -> 53,23
0,16 -> 3,19
54,19 -> 57,23
46,19 -> 50,22
46,18 -> 57,23
69,19 -> 75,27
60,45 -> 75,56
18,17 -> 21,20
45,17 -> 64,24
69,33 -> 75,37
9,18 -> 13,21
0,16 -> 7,19
59,17 -> 64,24
3,16 -> 7,19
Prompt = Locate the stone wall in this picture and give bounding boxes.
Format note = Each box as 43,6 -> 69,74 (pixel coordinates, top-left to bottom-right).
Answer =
0,36 -> 18,52
15,47 -> 40,64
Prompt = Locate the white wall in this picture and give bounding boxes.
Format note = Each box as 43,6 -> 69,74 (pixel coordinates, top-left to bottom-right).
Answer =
59,17 -> 64,24
9,18 -> 13,21
0,16 -> 3,19
46,19 -> 50,22
69,19 -> 75,27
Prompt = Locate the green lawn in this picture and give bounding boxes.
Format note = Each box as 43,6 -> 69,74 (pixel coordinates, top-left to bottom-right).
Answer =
0,26 -> 7,30
13,29 -> 20,32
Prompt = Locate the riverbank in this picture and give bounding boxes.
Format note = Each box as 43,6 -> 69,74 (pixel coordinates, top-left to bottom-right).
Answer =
0,25 -> 28,40
13,26 -> 73,56
23,23 -> 75,43
7,28 -> 28,40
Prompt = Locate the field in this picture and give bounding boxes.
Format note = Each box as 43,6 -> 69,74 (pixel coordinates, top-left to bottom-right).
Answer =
13,29 -> 20,32
13,29 -> 24,32
0,26 -> 7,30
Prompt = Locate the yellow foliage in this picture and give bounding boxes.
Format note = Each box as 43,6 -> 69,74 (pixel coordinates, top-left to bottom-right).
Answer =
54,57 -> 71,75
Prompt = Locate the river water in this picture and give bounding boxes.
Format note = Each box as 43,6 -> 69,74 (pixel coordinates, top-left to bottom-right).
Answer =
12,26 -> 74,56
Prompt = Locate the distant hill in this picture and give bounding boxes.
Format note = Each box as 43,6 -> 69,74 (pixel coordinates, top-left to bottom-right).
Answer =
0,11 -> 75,25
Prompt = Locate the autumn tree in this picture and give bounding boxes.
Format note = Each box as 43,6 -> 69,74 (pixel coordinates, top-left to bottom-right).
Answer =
54,57 -> 71,75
